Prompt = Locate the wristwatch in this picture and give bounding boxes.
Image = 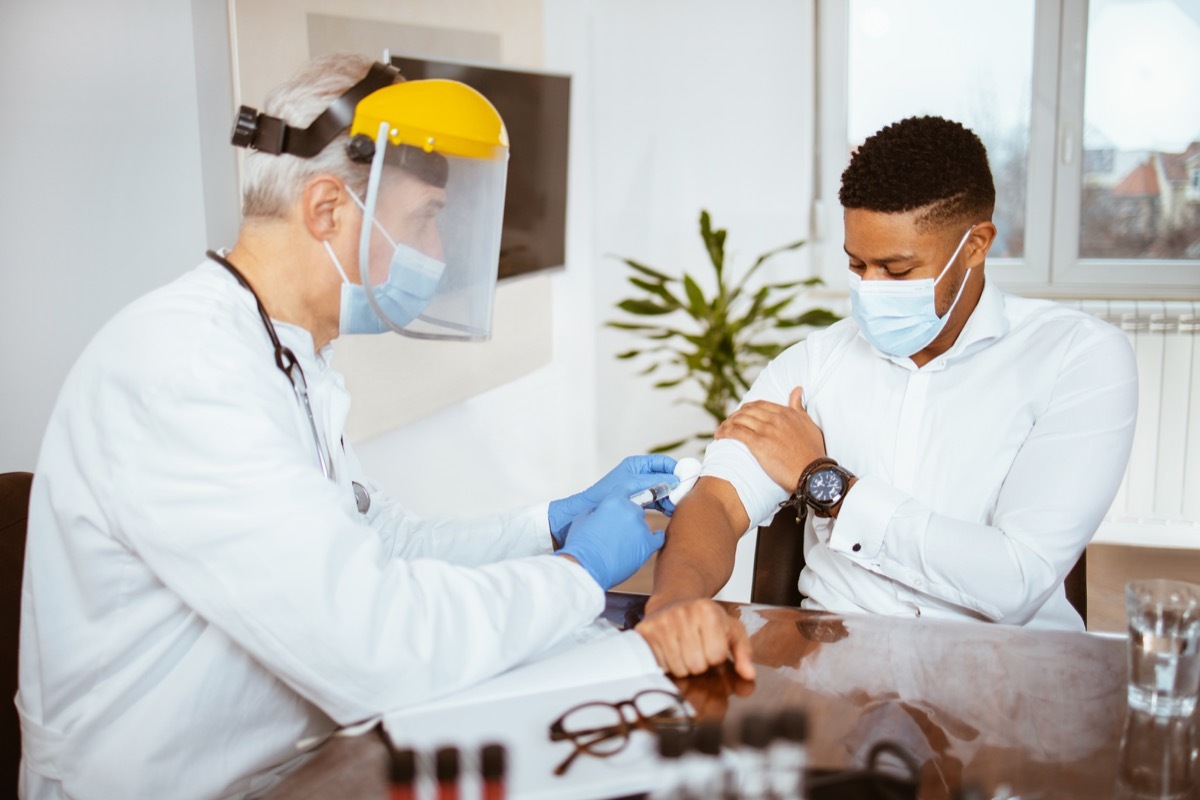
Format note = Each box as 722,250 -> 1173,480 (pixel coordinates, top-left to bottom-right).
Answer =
780,457 -> 856,524
802,458 -> 855,518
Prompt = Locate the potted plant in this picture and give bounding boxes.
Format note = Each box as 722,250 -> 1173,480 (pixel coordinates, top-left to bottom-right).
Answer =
608,210 -> 841,453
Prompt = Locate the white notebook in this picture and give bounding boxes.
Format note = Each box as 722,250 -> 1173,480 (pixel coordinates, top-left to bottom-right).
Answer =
384,621 -> 677,800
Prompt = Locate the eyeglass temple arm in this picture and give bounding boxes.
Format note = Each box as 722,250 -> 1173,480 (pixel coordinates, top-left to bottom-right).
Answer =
551,725 -> 630,777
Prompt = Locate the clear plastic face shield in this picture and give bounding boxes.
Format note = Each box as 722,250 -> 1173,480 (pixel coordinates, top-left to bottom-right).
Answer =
349,80 -> 508,340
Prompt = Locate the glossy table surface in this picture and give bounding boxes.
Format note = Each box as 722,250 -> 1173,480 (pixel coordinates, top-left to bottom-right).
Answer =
264,594 -> 1197,800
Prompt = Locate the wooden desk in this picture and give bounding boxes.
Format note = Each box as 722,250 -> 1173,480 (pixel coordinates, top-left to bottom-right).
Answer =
263,594 -> 1195,800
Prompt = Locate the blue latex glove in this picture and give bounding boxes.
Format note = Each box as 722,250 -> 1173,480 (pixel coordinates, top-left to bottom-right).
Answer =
548,455 -> 678,545
556,495 -> 666,590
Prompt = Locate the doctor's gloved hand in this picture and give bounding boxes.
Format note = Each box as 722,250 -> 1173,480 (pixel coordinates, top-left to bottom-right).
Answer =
555,495 -> 665,591
547,454 -> 678,545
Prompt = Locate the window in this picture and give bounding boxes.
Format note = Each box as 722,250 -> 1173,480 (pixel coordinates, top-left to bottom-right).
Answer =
816,0 -> 1200,297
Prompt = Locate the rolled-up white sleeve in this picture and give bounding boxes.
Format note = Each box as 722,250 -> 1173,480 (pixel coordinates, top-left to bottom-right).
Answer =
700,342 -> 810,529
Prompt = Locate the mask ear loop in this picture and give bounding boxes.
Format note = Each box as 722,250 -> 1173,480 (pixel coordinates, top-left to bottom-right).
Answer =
324,241 -> 352,284
934,225 -> 976,285
347,188 -> 401,250
937,225 -> 978,320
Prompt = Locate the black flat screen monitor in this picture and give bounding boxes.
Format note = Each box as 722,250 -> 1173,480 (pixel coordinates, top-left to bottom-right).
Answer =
391,55 -> 570,281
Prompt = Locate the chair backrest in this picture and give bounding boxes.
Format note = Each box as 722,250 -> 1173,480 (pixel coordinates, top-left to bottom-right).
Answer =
750,511 -> 807,607
1064,551 -> 1088,626
751,510 -> 1089,626
0,472 -> 33,800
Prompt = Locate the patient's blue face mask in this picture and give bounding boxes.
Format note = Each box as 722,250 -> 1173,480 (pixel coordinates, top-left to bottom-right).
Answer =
323,210 -> 446,336
848,225 -> 975,358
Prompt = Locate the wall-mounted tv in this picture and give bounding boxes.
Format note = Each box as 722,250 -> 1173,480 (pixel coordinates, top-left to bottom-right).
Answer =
390,55 -> 570,281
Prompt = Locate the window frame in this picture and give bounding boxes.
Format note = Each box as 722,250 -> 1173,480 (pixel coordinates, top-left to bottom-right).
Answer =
814,0 -> 1200,299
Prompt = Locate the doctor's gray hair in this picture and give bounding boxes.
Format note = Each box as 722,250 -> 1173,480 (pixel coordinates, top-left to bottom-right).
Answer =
240,53 -> 388,219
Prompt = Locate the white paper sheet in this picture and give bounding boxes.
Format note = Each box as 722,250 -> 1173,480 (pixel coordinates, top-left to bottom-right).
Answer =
384,624 -> 675,799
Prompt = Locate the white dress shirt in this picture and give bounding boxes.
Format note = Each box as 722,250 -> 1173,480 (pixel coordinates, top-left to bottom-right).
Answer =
703,278 -> 1138,629
18,261 -> 603,799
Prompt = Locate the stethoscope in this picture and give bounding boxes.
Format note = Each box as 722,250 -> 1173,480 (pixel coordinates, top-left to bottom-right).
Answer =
207,250 -> 371,514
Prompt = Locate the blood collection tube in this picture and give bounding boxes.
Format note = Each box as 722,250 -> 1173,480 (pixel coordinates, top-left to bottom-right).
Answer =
480,742 -> 507,800
435,745 -> 460,800
386,746 -> 416,800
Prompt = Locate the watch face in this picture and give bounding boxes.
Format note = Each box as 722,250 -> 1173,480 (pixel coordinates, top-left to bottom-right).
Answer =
807,468 -> 846,504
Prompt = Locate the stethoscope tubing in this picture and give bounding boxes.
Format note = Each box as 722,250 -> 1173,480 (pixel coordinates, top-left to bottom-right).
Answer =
205,250 -> 369,513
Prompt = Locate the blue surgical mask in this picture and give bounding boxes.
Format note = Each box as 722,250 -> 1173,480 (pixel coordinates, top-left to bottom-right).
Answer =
848,226 -> 975,358
324,240 -> 446,335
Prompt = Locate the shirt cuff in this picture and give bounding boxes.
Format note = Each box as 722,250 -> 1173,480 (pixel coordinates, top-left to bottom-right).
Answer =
530,502 -> 556,554
827,475 -> 907,560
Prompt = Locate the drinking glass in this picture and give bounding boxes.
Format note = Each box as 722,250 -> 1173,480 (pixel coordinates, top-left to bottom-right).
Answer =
1125,579 -> 1200,718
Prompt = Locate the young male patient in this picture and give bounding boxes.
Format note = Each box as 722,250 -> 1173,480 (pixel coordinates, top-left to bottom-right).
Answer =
634,115 -> 1138,679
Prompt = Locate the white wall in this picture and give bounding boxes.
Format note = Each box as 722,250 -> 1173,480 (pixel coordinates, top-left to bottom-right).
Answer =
0,0 -> 238,471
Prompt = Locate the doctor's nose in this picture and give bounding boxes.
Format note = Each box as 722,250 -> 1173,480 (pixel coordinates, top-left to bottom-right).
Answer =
417,226 -> 445,262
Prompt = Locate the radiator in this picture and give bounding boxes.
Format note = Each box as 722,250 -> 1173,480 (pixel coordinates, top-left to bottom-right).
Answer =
1064,299 -> 1200,548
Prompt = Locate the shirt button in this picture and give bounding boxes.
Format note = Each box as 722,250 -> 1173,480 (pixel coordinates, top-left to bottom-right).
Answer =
852,543 -> 862,552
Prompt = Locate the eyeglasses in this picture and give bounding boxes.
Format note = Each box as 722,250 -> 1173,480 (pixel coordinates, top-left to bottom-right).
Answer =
548,689 -> 694,776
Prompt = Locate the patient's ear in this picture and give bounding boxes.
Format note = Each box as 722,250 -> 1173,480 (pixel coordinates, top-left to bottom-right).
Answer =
966,222 -> 997,267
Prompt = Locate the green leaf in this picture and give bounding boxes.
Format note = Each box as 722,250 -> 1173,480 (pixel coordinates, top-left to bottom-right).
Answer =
759,295 -> 798,319
763,276 -> 823,290
650,439 -> 690,454
606,321 -> 664,331
617,299 -> 676,316
638,362 -> 660,375
777,308 -> 843,328
613,256 -> 673,282
744,343 -> 787,358
730,285 -> 772,326
628,276 -> 666,292
629,277 -> 683,308
653,377 -> 688,389
615,349 -> 641,359
699,210 -> 726,276
682,274 -> 709,318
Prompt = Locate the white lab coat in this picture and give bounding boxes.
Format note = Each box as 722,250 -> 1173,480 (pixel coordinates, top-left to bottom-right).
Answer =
17,261 -> 604,799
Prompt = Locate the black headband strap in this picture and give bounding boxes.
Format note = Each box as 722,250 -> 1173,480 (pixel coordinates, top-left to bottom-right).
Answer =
231,61 -> 399,158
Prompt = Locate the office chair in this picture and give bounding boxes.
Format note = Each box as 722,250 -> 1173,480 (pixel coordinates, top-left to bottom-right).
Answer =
0,472 -> 32,800
750,510 -> 1088,626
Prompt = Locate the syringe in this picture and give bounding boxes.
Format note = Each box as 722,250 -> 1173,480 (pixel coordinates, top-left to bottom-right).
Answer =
630,480 -> 679,507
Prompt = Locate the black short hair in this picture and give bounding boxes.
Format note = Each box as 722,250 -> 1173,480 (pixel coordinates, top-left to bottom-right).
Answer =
838,116 -> 995,232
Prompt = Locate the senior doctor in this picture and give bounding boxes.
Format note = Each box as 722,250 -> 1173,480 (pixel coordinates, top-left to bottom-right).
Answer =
17,53 -> 678,800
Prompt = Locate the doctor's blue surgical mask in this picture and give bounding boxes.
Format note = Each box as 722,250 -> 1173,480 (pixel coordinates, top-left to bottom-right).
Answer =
848,225 -> 976,358
323,236 -> 446,336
